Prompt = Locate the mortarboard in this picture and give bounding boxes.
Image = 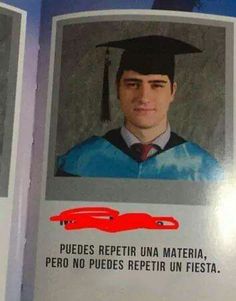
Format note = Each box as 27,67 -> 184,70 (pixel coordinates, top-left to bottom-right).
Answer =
96,35 -> 202,122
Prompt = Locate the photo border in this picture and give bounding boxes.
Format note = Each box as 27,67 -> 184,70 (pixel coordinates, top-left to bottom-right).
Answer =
43,10 -> 236,205
0,3 -> 27,199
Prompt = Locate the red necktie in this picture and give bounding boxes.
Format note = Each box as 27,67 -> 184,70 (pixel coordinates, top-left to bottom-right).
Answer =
131,143 -> 158,162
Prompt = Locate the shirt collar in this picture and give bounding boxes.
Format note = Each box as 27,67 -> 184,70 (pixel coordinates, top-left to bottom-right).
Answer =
121,124 -> 171,150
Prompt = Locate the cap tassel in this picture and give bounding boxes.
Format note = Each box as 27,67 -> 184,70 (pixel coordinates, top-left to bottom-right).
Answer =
101,48 -> 111,122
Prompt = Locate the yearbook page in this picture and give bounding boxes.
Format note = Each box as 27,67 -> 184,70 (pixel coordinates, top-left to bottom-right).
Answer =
0,1 -> 41,301
28,1 -> 236,301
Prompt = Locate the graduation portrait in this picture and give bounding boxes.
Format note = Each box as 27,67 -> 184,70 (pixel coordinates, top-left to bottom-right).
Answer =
45,12 -> 234,202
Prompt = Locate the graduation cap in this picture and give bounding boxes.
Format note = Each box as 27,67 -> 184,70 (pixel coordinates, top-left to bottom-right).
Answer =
96,35 -> 202,121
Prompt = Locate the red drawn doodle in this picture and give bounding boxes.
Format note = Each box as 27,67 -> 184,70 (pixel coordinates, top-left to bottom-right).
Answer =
50,207 -> 179,233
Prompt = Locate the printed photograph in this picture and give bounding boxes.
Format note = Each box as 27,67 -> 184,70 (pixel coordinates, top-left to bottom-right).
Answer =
0,13 -> 13,168
0,6 -> 23,196
52,20 -> 226,181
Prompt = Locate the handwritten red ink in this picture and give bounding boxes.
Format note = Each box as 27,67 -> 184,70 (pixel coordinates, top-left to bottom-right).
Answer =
50,207 -> 179,233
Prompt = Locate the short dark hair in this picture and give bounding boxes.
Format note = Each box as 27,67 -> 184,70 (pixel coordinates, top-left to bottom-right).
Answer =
116,68 -> 174,86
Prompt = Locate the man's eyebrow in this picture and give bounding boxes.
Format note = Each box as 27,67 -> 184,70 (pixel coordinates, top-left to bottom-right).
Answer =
148,80 -> 168,84
123,78 -> 142,82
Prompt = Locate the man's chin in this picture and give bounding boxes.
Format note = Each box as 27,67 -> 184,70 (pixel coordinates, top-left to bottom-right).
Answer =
131,122 -> 159,130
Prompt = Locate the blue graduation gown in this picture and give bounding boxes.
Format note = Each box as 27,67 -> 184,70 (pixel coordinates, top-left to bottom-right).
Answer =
57,136 -> 223,180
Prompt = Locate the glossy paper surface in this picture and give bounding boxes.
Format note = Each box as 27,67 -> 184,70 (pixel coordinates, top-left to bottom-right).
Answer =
31,1 -> 236,301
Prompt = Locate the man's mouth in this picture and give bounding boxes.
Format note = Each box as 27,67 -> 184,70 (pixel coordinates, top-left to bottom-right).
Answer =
134,108 -> 156,112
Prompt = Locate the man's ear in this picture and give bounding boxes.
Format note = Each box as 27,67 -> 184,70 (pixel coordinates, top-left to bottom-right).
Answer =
171,82 -> 177,102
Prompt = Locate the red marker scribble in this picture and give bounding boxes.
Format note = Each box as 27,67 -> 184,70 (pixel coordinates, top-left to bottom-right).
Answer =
50,207 -> 179,233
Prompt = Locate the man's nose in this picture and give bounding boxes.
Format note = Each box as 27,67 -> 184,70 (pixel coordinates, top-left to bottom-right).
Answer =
138,84 -> 151,103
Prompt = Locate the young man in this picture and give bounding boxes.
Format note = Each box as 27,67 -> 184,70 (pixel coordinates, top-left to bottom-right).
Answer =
57,35 -> 223,180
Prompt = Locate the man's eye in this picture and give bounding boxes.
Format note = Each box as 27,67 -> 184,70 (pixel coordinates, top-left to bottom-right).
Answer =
126,82 -> 139,88
152,83 -> 164,89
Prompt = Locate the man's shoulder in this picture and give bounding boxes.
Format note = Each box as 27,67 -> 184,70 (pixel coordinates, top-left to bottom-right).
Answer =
173,140 -> 218,163
166,133 -> 216,162
56,130 -> 133,177
56,136 -> 108,176
58,130 -> 122,166
180,141 -> 223,179
183,141 -> 217,159
162,140 -> 223,180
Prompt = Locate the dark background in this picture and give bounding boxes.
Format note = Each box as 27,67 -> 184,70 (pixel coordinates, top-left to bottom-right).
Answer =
152,0 -> 201,11
0,14 -> 12,167
55,21 -> 225,162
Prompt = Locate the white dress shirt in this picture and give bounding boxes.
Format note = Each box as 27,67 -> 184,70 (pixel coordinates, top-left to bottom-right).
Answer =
120,124 -> 171,158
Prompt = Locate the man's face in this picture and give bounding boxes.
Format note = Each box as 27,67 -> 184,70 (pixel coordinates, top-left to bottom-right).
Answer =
117,70 -> 177,130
